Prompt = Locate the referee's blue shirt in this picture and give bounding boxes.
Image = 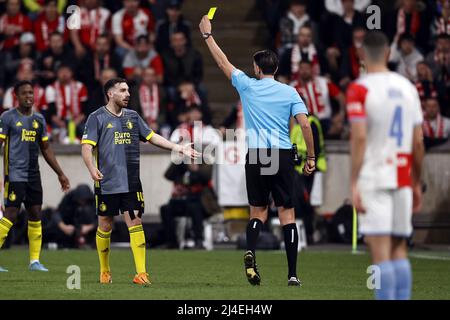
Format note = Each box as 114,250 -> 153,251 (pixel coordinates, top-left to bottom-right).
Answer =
231,68 -> 308,149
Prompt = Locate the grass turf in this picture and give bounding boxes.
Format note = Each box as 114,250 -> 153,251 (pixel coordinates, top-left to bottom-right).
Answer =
0,248 -> 449,300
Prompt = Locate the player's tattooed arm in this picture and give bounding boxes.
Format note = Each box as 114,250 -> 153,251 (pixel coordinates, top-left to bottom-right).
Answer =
39,140 -> 71,192
81,143 -> 103,182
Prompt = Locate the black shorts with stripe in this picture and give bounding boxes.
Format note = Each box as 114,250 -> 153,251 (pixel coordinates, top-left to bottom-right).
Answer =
96,192 -> 145,217
4,180 -> 43,209
245,148 -> 295,208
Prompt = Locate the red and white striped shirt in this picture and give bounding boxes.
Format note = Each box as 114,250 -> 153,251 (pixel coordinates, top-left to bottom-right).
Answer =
112,8 -> 155,46
422,115 -> 450,139
45,81 -> 88,119
33,13 -> 66,52
3,85 -> 46,111
291,77 -> 340,120
0,13 -> 32,50
78,6 -> 111,49
139,83 -> 159,124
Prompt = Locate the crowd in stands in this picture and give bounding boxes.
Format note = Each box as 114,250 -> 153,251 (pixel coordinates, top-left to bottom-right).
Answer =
259,0 -> 450,147
0,0 -> 208,143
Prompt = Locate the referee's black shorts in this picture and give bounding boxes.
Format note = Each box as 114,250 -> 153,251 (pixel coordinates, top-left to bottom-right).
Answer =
245,148 -> 295,208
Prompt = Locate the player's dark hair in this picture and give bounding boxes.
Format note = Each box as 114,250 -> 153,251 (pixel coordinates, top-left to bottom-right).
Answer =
253,50 -> 279,75
362,31 -> 389,62
14,80 -> 33,95
103,77 -> 127,99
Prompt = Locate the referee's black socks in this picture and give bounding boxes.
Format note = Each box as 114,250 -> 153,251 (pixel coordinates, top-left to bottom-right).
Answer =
246,218 -> 263,254
283,223 -> 299,279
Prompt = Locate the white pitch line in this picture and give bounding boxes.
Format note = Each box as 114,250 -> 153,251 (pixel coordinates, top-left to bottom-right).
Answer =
409,253 -> 450,261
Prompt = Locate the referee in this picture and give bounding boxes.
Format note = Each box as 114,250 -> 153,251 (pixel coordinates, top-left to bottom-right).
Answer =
199,16 -> 316,286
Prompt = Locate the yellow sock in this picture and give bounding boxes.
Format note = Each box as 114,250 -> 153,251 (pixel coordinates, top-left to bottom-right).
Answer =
28,220 -> 42,262
96,228 -> 111,273
129,225 -> 146,274
0,217 -> 13,249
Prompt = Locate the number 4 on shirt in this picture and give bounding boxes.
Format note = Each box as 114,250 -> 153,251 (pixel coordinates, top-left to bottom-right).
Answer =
390,106 -> 403,147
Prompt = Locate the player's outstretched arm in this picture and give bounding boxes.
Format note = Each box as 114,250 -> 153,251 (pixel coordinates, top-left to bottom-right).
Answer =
199,15 -> 235,80
148,133 -> 201,160
81,143 -> 103,182
295,113 -> 316,176
39,140 -> 70,192
349,121 -> 367,213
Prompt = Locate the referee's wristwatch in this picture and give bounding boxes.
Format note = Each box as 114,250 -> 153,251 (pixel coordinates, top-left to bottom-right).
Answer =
202,32 -> 212,40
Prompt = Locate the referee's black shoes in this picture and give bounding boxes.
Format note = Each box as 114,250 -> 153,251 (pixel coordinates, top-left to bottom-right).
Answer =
288,277 -> 302,286
244,250 -> 261,286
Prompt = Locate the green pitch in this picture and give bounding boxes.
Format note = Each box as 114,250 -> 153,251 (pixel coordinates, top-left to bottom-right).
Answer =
0,248 -> 449,300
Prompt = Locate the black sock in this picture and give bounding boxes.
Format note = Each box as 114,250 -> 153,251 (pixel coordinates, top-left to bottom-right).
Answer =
246,218 -> 263,254
283,223 -> 298,279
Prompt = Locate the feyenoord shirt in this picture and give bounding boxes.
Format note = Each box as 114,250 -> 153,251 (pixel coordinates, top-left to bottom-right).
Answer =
81,106 -> 154,195
0,109 -> 49,182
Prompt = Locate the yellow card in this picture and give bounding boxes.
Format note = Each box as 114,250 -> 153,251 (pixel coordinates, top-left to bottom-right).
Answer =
207,7 -> 217,20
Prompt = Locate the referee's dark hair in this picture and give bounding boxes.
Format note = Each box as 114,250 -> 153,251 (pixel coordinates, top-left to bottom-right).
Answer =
14,80 -> 33,95
253,50 -> 279,75
362,31 -> 389,63
103,77 -> 127,99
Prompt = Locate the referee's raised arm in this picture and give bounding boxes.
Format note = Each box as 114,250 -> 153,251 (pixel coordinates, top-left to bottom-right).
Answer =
199,15 -> 235,80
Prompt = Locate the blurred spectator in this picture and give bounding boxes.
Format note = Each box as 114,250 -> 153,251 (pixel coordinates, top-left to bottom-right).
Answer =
219,100 -> 245,136
45,64 -> 88,140
324,0 -> 371,15
3,32 -> 37,88
161,31 -> 203,97
391,0 -> 429,51
112,0 -> 155,54
123,34 -> 164,83
155,0 -> 191,53
278,25 -> 321,83
169,81 -> 211,125
86,67 -> 117,115
79,34 -> 123,91
160,162 -> 211,249
331,0 -> 365,50
0,0 -> 32,51
46,184 -> 97,248
389,33 -> 424,82
415,61 -> 439,105
33,0 -> 66,53
23,0 -> 67,15
36,31 -> 77,87
257,0 -> 290,49
422,97 -> 450,149
432,0 -> 450,37
290,60 -> 345,138
129,67 -> 164,132
425,33 -> 450,85
278,0 -> 309,54
335,26 -> 365,88
70,0 -> 111,58
3,60 -> 47,113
